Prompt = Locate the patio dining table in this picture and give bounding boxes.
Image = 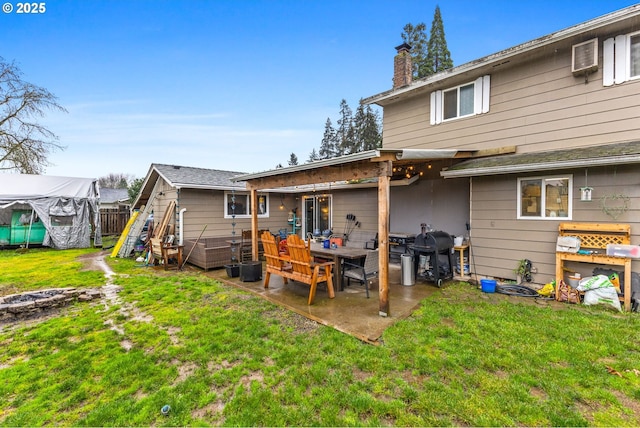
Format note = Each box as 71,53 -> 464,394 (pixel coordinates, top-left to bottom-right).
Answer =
310,243 -> 370,291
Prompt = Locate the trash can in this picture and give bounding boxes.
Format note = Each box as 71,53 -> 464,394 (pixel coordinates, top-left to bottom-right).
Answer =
401,253 -> 415,286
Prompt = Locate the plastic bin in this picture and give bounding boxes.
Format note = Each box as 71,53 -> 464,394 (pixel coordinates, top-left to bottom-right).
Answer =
401,253 -> 415,286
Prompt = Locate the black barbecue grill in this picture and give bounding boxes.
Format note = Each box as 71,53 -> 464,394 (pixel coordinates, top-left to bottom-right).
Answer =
410,231 -> 454,287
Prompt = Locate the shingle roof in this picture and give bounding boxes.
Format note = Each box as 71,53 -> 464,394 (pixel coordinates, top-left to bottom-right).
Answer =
99,188 -> 130,203
441,141 -> 640,178
152,164 -> 247,189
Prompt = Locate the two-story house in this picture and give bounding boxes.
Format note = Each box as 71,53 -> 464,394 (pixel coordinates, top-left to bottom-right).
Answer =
362,4 -> 640,285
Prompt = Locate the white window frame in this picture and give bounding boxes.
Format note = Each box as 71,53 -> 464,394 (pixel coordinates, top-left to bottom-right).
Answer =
517,175 -> 573,220
430,75 -> 490,125
224,192 -> 269,218
628,30 -> 640,81
443,82 -> 475,121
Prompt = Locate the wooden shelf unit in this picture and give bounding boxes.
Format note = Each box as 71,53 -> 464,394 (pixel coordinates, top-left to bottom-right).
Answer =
555,222 -> 632,311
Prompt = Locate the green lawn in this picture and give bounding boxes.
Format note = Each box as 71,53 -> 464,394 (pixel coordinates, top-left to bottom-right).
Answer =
1,247 -> 639,426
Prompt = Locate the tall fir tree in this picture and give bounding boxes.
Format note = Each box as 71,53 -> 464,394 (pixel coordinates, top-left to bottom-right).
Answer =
361,104 -> 382,151
288,152 -> 298,166
352,103 -> 367,153
308,148 -> 319,162
426,5 -> 453,74
336,99 -> 355,155
319,118 -> 338,159
309,100 -> 382,161
400,22 -> 429,79
353,102 -> 382,152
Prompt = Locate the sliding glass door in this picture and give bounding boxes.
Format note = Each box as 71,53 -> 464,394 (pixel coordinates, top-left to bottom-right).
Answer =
303,195 -> 332,236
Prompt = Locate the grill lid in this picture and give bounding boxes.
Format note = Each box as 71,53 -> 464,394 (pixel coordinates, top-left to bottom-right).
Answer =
414,231 -> 453,251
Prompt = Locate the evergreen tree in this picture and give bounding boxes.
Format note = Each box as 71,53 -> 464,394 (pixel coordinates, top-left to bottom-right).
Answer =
352,103 -> 367,153
308,100 -> 382,162
352,103 -> 382,153
401,22 -> 429,79
336,99 -> 355,155
308,148 -> 319,162
128,177 -> 144,201
361,104 -> 382,151
319,118 -> 338,159
426,5 -> 453,74
288,152 -> 298,166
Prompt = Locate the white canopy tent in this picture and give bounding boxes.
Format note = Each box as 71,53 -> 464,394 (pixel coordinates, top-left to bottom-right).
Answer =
0,174 -> 102,249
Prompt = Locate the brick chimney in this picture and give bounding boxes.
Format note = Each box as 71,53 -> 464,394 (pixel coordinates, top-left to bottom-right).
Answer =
393,43 -> 412,89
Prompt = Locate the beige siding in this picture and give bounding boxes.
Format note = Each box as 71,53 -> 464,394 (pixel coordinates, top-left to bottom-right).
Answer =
151,186 -> 295,240
469,165 -> 640,283
329,188 -> 378,239
382,39 -> 640,154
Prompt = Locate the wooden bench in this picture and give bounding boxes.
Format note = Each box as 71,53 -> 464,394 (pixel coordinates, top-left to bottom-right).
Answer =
262,231 -> 335,305
555,222 -> 632,311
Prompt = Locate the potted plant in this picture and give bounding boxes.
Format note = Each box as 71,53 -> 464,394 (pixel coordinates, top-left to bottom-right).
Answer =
514,259 -> 532,284
225,263 -> 240,278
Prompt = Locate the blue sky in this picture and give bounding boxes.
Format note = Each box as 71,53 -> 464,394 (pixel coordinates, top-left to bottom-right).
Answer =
1,0 -> 636,180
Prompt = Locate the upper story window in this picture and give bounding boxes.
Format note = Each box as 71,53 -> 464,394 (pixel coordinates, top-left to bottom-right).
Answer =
443,83 -> 475,120
430,75 -> 490,125
224,192 -> 269,218
603,31 -> 640,85
517,176 -> 572,220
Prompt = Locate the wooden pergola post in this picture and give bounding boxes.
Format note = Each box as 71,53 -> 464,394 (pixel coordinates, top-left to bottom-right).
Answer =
250,188 -> 259,261
378,161 -> 391,316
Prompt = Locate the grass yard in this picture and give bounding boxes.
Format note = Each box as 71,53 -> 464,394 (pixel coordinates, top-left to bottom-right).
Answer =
1,246 -> 639,426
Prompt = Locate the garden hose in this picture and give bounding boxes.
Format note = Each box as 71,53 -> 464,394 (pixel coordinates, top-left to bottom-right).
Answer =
495,284 -> 539,297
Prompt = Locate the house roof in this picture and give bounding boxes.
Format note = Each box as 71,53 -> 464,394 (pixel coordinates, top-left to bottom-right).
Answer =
440,141 -> 640,178
99,188 -> 130,204
152,163 -> 247,189
133,164 -> 248,209
362,4 -> 640,107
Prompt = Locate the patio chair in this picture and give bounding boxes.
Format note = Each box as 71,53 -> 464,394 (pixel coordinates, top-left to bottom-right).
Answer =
240,229 -> 252,262
342,249 -> 379,298
150,236 -> 183,270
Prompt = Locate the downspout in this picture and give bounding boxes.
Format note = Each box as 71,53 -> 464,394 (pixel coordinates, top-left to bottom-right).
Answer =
179,208 -> 187,245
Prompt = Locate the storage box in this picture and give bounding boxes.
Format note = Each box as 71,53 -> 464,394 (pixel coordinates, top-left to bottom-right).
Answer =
606,244 -> 640,258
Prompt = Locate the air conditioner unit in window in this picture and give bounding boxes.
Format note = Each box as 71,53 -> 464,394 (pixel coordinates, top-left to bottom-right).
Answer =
571,38 -> 598,75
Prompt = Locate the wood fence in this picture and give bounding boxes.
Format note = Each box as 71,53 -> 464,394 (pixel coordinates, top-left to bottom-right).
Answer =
100,209 -> 130,236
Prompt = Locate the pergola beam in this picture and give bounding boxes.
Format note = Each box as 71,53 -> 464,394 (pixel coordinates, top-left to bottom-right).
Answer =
245,161 -> 390,191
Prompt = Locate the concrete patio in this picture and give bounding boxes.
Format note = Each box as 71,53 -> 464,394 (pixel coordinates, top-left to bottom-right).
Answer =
204,262 -> 444,345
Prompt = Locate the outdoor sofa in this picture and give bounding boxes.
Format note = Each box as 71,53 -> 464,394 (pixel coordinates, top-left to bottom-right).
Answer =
183,236 -> 233,271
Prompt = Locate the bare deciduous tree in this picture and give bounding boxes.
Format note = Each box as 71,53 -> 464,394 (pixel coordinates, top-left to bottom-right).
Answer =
0,57 -> 67,174
99,173 -> 134,189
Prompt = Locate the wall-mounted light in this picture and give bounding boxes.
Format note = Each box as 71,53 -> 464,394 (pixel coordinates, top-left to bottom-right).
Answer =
279,195 -> 285,210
